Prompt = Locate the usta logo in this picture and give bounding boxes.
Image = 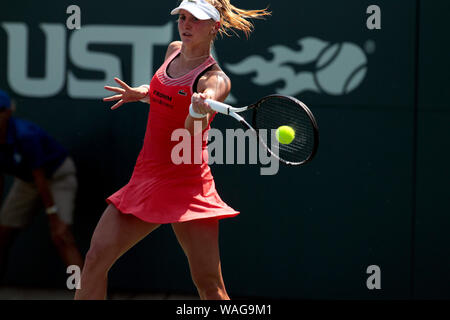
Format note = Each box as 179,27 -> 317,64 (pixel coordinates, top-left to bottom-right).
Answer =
1,23 -> 369,100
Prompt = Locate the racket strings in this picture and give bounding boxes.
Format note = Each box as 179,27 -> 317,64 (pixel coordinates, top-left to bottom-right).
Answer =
253,97 -> 317,164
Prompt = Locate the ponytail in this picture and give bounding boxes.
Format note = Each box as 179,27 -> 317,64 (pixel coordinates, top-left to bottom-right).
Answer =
209,0 -> 271,38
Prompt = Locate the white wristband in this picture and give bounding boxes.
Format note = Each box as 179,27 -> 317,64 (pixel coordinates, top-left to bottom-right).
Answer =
139,84 -> 150,103
46,205 -> 58,215
189,104 -> 207,118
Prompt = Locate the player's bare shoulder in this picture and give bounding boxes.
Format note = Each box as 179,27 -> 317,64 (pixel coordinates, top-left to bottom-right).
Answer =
164,41 -> 182,61
198,65 -> 231,100
205,64 -> 230,83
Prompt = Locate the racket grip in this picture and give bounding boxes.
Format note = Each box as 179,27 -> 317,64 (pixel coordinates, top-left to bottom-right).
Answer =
205,99 -> 230,115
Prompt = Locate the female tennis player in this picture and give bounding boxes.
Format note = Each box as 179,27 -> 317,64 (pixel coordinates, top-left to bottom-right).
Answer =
75,0 -> 270,300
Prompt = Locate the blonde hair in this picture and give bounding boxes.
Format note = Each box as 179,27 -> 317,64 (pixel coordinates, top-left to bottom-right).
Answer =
207,0 -> 271,38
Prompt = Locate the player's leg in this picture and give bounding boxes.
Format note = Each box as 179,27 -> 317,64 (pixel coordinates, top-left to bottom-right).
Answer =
171,218 -> 229,300
75,204 -> 160,300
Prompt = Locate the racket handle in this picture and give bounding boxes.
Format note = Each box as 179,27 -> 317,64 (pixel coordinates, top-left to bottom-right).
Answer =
205,99 -> 231,115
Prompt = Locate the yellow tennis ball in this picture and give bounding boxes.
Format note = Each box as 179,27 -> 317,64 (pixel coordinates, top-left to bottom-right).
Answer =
275,126 -> 295,144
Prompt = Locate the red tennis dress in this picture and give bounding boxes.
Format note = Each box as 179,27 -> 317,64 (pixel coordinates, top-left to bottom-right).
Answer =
107,49 -> 239,223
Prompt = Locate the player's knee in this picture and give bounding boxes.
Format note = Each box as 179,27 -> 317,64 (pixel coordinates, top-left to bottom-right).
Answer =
84,242 -> 104,266
83,240 -> 115,272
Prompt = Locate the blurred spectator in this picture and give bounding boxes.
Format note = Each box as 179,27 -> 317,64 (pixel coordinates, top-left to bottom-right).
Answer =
0,90 -> 83,282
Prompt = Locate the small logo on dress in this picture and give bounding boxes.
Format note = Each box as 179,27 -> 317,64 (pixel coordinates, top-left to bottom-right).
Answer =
178,90 -> 187,96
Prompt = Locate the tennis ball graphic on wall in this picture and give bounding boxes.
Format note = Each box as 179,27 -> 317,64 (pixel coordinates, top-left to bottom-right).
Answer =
314,43 -> 367,95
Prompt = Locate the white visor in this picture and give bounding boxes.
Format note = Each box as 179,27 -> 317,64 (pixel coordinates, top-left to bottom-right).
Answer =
171,0 -> 220,22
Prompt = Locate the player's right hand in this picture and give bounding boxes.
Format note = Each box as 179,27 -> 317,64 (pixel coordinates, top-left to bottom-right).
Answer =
103,78 -> 149,110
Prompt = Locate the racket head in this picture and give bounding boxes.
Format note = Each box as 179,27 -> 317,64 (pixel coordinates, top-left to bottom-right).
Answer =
251,94 -> 319,166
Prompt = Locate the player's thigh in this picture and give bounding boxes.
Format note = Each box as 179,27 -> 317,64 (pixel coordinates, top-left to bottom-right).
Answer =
87,204 -> 160,264
171,219 -> 221,277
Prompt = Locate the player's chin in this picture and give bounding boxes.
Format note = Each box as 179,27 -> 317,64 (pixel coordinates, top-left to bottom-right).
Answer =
180,33 -> 193,41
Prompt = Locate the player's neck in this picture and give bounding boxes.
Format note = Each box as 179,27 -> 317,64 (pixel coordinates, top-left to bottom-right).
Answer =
180,44 -> 211,62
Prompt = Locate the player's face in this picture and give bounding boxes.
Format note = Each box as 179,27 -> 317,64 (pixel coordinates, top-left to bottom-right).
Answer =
178,10 -> 214,45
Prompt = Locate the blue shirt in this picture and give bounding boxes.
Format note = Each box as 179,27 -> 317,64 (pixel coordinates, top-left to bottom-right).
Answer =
0,117 -> 68,182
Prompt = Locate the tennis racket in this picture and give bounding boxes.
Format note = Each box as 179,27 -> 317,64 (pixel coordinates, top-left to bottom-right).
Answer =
195,94 -> 319,166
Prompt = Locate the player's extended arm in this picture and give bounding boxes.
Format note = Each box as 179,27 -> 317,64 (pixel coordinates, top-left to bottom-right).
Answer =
185,71 -> 231,135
